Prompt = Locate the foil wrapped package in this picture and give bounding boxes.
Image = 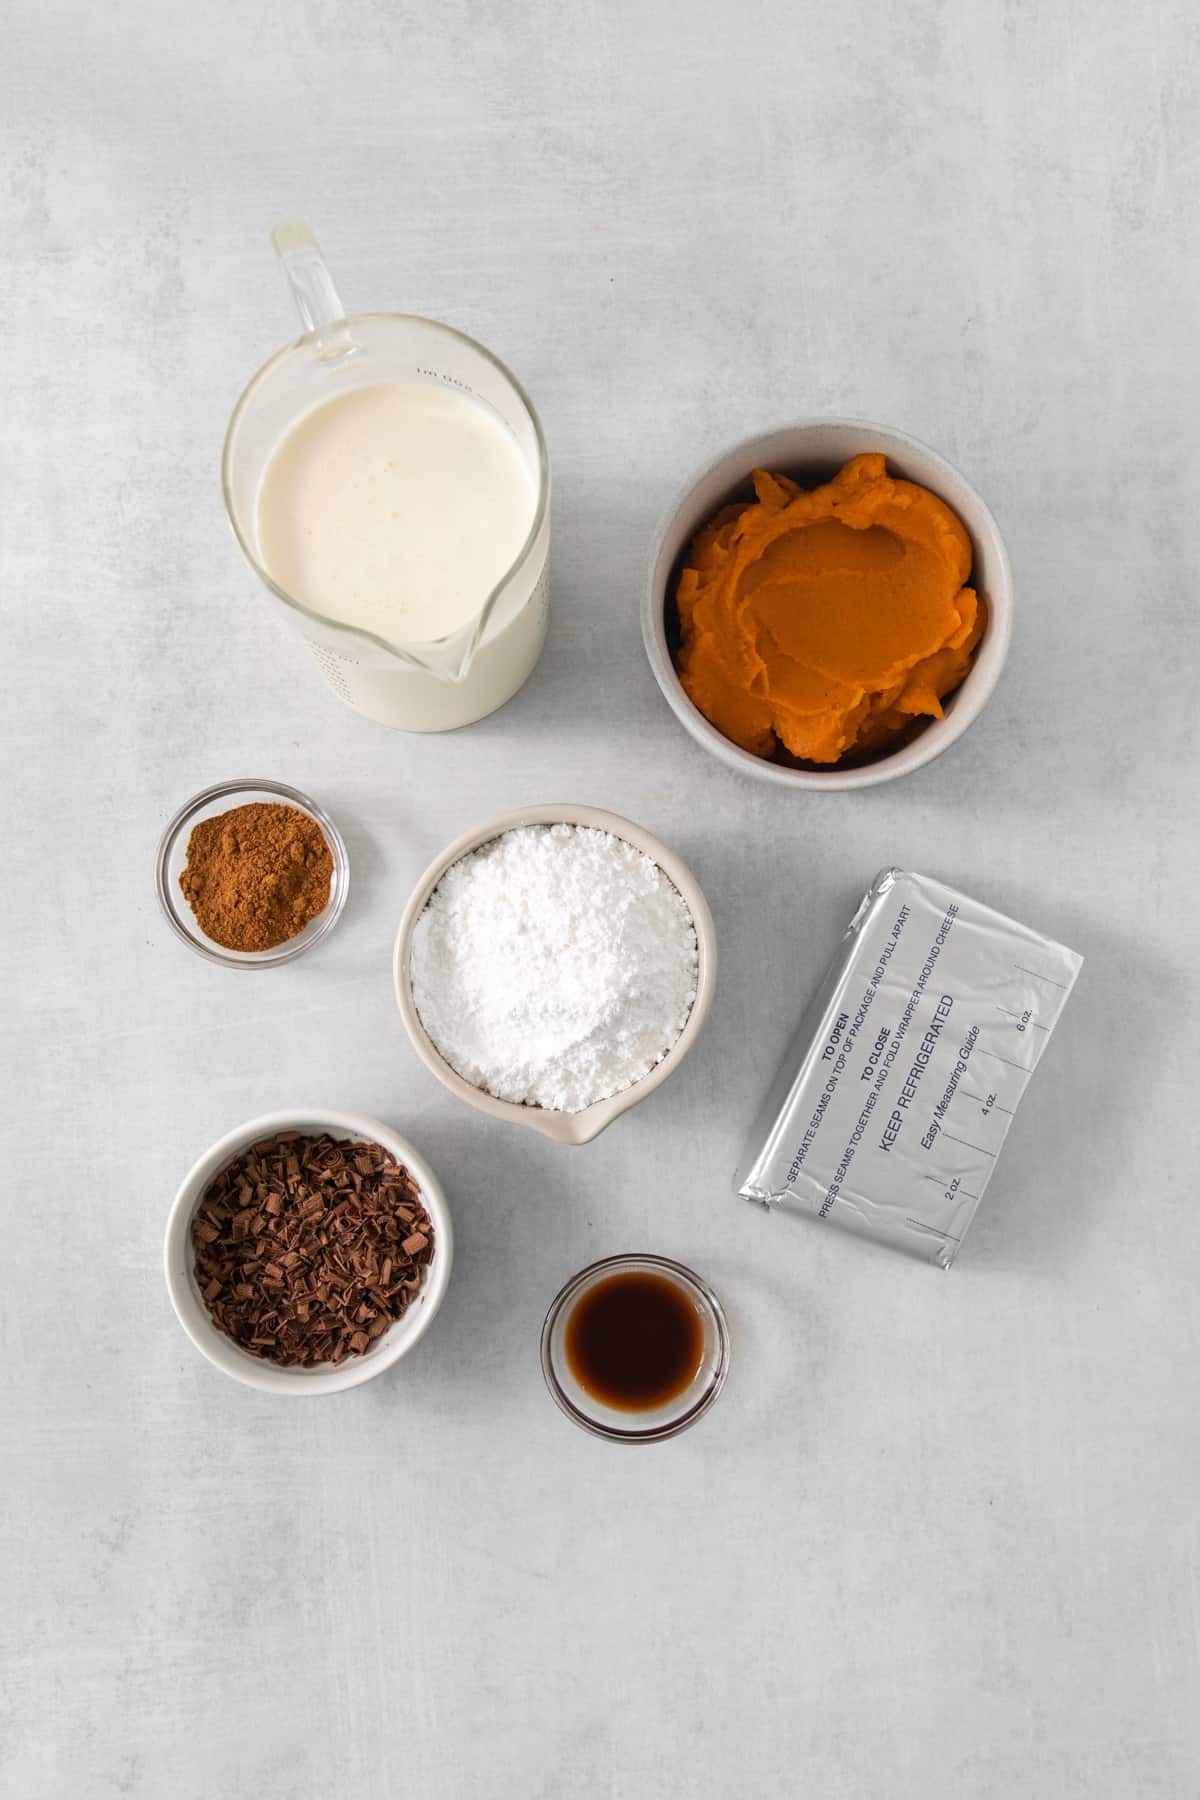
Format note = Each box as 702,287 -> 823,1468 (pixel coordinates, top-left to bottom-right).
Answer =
736,869 -> 1083,1268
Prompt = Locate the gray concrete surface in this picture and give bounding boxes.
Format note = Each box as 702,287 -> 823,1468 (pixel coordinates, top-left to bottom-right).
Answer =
3,2 -> 1199,1795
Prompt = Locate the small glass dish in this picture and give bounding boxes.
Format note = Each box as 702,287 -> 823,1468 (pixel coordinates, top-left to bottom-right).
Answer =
156,778 -> 349,968
540,1254 -> 730,1444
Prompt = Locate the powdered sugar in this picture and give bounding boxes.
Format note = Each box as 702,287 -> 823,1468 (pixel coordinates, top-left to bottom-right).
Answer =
410,824 -> 699,1113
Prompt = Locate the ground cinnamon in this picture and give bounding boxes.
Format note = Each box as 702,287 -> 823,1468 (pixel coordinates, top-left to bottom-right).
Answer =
180,802 -> 333,952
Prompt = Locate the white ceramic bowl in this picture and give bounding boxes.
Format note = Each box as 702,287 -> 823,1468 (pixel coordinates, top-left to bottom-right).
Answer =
164,1110 -> 453,1394
643,418 -> 1013,790
394,803 -> 717,1146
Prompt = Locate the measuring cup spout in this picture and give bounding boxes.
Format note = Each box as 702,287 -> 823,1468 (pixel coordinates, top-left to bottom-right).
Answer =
271,222 -> 358,364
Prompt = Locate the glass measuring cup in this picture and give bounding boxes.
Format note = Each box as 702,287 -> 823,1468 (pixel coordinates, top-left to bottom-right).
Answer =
222,225 -> 550,731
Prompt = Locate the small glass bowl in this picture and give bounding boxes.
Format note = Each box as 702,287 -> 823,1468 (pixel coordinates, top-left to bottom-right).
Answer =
156,778 -> 349,968
541,1254 -> 730,1444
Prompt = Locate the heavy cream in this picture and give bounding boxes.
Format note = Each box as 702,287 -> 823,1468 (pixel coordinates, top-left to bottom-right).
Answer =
255,380 -> 537,645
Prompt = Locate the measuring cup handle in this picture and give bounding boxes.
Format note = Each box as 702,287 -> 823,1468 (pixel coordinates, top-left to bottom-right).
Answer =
271,222 -> 358,362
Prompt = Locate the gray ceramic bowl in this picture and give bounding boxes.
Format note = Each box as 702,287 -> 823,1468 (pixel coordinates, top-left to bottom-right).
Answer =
643,418 -> 1013,790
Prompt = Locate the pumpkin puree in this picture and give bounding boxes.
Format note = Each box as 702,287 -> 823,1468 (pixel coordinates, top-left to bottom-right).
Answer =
673,453 -> 986,765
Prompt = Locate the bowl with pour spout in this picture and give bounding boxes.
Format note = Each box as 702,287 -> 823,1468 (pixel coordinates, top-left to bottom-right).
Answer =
393,803 -> 717,1145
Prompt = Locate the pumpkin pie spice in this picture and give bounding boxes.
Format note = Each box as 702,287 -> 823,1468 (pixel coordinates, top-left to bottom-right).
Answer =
179,801 -> 332,952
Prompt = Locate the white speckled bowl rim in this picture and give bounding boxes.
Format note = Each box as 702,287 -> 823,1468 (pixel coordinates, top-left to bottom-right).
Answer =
393,804 -> 717,1146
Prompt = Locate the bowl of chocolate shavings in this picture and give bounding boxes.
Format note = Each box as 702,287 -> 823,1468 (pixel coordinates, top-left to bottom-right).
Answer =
164,1110 -> 453,1393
